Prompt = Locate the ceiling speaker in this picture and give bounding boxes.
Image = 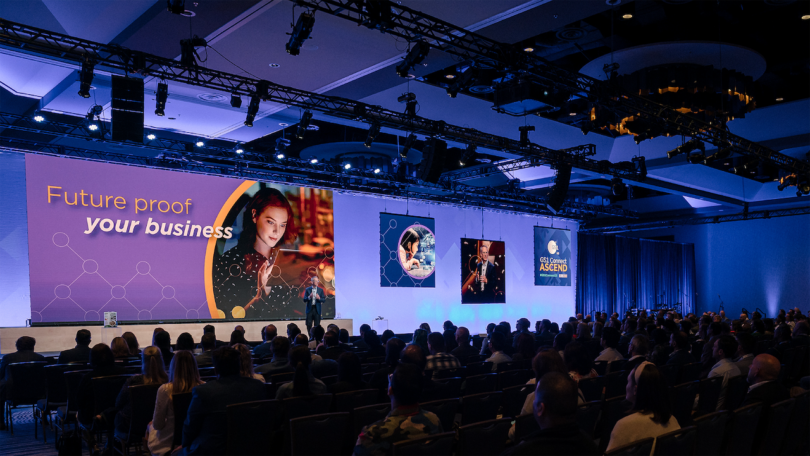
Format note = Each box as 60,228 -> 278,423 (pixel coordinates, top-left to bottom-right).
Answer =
546,163 -> 572,214
417,138 -> 446,184
111,76 -> 144,142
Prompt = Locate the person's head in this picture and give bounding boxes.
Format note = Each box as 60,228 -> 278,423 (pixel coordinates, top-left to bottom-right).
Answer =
515,333 -> 535,360
380,329 -> 395,344
419,323 -> 432,333
670,331 -> 689,351
311,325 -> 325,343
411,328 -> 428,350
532,348 -> 567,382
232,343 -> 257,379
290,345 -> 314,396
541,319 -> 551,333
327,324 -> 339,334
293,334 -> 309,347
713,335 -> 738,361
152,328 -> 165,347
141,346 -> 168,384
533,372 -> 578,429
238,187 -> 297,251
455,327 -> 471,345
229,330 -> 247,346
121,332 -> 138,354
443,320 -> 455,332
287,323 -> 302,339
263,324 -> 277,342
560,322 -> 574,337
630,334 -> 650,357
516,318 -> 531,332
323,331 -> 339,348
563,342 -> 592,376
89,343 -> 115,369
486,323 -> 496,335
75,329 -> 92,347
626,318 -> 638,332
479,243 -> 489,262
489,331 -> 507,353
176,332 -> 195,351
203,324 -> 215,335
400,344 -> 427,371
550,322 -> 560,333
752,319 -> 765,334
427,332 -> 445,355
735,332 -> 755,357
747,353 -> 781,385
364,329 -> 382,349
651,329 -> 669,347
271,335 -> 291,359
553,332 -> 572,352
310,276 -> 319,288
233,325 -> 244,335
679,320 -> 693,335
201,333 -> 216,351
601,326 -> 620,349
400,228 -> 420,257
213,346 -> 241,378
154,330 -> 171,349
793,321 -> 810,338
389,363 -> 422,407
627,363 -> 671,424
499,321 -> 512,334
169,350 -> 202,395
359,324 -> 371,336
384,337 -> 406,367
337,351 -> 363,385
719,310 -> 726,319
339,328 -> 350,344
576,323 -> 591,340
111,337 -> 131,358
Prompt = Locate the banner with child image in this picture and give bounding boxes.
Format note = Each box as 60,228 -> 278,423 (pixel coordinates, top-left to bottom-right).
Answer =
379,213 -> 436,287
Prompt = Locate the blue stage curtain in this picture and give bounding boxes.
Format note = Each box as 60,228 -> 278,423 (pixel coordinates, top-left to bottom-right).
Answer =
577,233 -> 695,317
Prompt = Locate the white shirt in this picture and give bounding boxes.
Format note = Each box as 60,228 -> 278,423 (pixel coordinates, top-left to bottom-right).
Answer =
595,347 -> 625,362
708,358 -> 741,411
606,412 -> 680,453
479,261 -> 488,291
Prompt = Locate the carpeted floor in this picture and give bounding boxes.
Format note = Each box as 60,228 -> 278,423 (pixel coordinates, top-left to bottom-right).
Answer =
1,408 -> 61,456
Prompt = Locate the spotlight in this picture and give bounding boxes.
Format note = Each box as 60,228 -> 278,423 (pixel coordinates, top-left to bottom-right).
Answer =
732,158 -> 758,174
632,156 -> 647,178
405,100 -> 417,117
703,146 -> 733,165
155,82 -> 168,116
34,115 -> 44,122
196,141 -> 204,147
234,144 -> 244,154
276,153 -> 286,159
777,174 -> 797,191
310,158 -> 319,164
459,144 -> 477,166
622,13 -> 633,19
78,60 -> 95,98
446,67 -> 476,98
523,47 -> 534,53
400,133 -> 416,158
373,168 -> 381,174
180,37 -> 207,67
344,163 -> 352,170
396,41 -> 430,78
296,111 -> 313,140
364,123 -> 381,148
287,12 -> 315,56
167,0 -> 185,14
147,134 -> 156,140
88,123 -> 98,131
230,93 -> 242,108
275,137 -> 290,157
798,175 -> 810,195
688,151 -> 705,164
666,139 -> 704,159
519,125 -> 535,147
245,95 -> 260,127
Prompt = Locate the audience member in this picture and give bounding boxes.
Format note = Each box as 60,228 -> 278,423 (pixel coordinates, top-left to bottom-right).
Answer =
320,331 -> 346,360
479,323 -> 497,356
606,363 -> 679,452
353,324 -> 371,350
409,328 -> 429,355
734,332 -> 756,377
507,348 -> 571,441
625,334 -> 650,372
667,331 -> 696,366
114,346 -> 167,436
741,354 -> 788,408
339,328 -> 352,349
255,336 -> 294,377
576,323 -> 602,360
57,329 -> 92,364
195,333 -> 216,367
154,330 -> 174,366
442,328 -> 458,353
354,363 -> 443,456
276,346 -> 327,399
0,336 -> 46,429
176,332 -> 196,351
380,329 -> 395,345
553,332 -> 572,361
369,337 -> 406,392
181,347 -> 265,455
229,329 -> 248,346
513,318 -> 532,344
485,331 -> 512,371
146,349 -> 204,455
450,326 -> 478,359
511,332 -> 536,362
121,332 -> 141,356
425,332 -> 460,376
111,336 -> 132,359
595,326 -> 624,362
308,325 -> 326,350
253,324 -> 277,359
535,319 -> 555,346
503,372 -> 599,456
419,322 -> 432,334
329,352 -> 367,394
564,342 -> 598,383
233,343 -> 265,382
197,325 -> 225,350
76,344 -> 127,452
234,325 -> 245,334
648,329 -> 674,366
364,330 -> 386,358
704,335 -> 741,412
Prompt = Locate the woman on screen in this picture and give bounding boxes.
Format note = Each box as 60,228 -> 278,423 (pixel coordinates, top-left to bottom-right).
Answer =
399,228 -> 421,271
213,187 -> 298,319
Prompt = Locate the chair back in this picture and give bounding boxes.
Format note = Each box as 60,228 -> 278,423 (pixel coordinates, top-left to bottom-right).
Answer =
465,361 -> 493,376
171,392 -> 193,448
391,431 -> 455,456
360,363 -> 380,374
434,367 -> 466,380
6,361 -> 48,406
282,394 -> 334,420
576,400 -> 603,439
693,410 -> 730,456
460,391 -> 502,426
269,371 -> 295,384
125,384 -> 162,443
63,370 -> 91,413
352,403 -> 390,438
198,367 -> 216,377
226,400 -> 279,455
725,402 -> 763,456
605,370 -> 628,399
598,395 -> 628,454
320,375 -> 338,386
607,359 -> 626,374
781,390 -> 809,456
593,360 -> 608,376
497,369 -> 531,390
578,376 -> 605,402
757,398 -> 795,456
428,377 -> 462,401
421,397 -> 459,432
463,373 -> 497,395
680,362 -> 702,383
658,363 -> 680,386
696,376 -> 723,414
671,381 -> 699,427
456,418 -> 511,456
653,426 -> 696,456
495,361 -> 518,372
605,437 -> 654,456
513,413 -> 539,442
290,412 -> 349,456
333,389 -> 379,413
43,364 -> 75,407
90,374 -> 130,416
501,383 -> 534,419
722,375 -> 748,411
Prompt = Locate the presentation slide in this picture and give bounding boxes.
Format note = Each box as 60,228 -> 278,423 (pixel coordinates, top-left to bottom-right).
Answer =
25,154 -> 334,323
379,213 -> 436,287
461,238 -> 505,304
534,227 -> 572,286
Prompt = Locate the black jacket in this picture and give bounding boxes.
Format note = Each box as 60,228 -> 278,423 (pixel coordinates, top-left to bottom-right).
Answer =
0,350 -> 46,383
76,365 -> 128,425
502,422 -> 600,456
666,349 -> 696,366
57,345 -> 92,364
450,344 -> 479,360
741,381 -> 789,409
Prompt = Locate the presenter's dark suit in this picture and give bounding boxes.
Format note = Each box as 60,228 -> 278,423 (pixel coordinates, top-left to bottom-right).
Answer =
303,286 -> 325,335
57,345 -> 92,364
465,261 -> 497,303
181,376 -> 266,456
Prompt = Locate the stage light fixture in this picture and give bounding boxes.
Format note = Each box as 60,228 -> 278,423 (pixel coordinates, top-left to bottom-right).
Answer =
703,146 -> 733,164
287,12 -> 315,56
373,168 -> 381,174
196,141 -> 204,147
180,36 -> 207,67
632,156 -> 647,178
155,82 -> 168,116
732,158 -> 758,174
276,153 -> 285,159
344,163 -> 351,170
798,176 -> 810,195
230,93 -> 242,108
459,144 -> 477,166
234,144 -> 244,154
296,111 -> 313,140
666,139 -> 704,159
34,115 -> 44,122
611,177 -> 626,196
400,133 -> 416,158
519,125 -> 535,147
146,134 -> 156,140
78,60 -> 95,98
364,123 -> 381,148
777,174 -> 797,191
245,95 -> 260,127
396,41 -> 430,78
167,0 -> 185,14
446,67 -> 476,98
622,13 -> 633,19
310,158 -> 319,164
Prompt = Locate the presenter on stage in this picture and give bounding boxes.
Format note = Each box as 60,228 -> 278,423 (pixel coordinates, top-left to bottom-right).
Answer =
303,276 -> 325,335
399,228 -> 421,271
213,187 -> 298,319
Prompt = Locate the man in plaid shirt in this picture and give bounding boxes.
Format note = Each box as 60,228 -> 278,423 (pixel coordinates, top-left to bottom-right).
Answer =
425,332 -> 460,378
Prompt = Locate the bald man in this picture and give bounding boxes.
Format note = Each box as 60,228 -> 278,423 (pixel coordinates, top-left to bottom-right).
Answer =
450,326 -> 478,359
741,354 -> 789,408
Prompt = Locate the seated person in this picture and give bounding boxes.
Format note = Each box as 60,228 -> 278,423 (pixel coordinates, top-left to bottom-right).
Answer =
233,343 -> 266,382
485,331 -> 512,371
114,346 -> 168,436
0,336 -> 47,429
194,334 -> 216,367
354,363 -> 443,456
175,333 -> 196,352
122,332 -> 141,357
76,344 -> 127,452
329,352 -> 367,394
564,342 -> 598,383
111,337 -> 132,359
275,346 -> 327,400
253,324 -> 277,359
181,347 -> 266,455
667,331 -> 696,366
425,332 -> 460,377
319,331 -> 346,361
364,330 -> 386,359
255,336 -> 294,377
595,327 -> 624,362
58,329 -> 92,364
450,327 -> 478,359
369,338 -> 407,393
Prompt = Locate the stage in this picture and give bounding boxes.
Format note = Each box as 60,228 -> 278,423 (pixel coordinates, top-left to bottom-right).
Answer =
0,319 -> 353,354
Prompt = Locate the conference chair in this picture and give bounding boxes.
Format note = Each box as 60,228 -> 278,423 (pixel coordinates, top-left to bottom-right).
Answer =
598,395 -> 628,454
501,383 -> 534,419
429,377 -> 462,401
460,391 -> 502,426
352,403 -> 390,438
593,361 -> 609,376
607,359 -> 626,374
724,402 -> 764,456
576,400 -> 603,440
658,363 -> 680,386
392,431 -> 455,456
226,400 -> 280,455
456,418 -> 512,456
605,437 -> 655,456
269,371 -> 295,384
680,362 -> 702,383
513,412 -> 539,442
333,389 -> 379,413
722,375 -> 749,411
3,361 -> 48,435
360,363 -> 380,374
696,376 -> 723,415
755,398 -> 795,456
653,426 -> 697,456
266,380 -> 291,398
35,364 -> 74,442
114,383 -> 161,456
578,376 -> 605,402
497,369 -> 531,390
54,369 -> 91,443
170,392 -> 193,454
282,394 -> 334,421
198,367 -> 215,377
605,370 -> 629,399
319,375 -> 338,386
421,397 -> 460,432
780,390 -> 809,455
495,361 -> 519,372
693,410 -> 730,456
434,366 -> 466,379
463,373 -> 497,395
80,374 -> 131,449
671,381 -> 699,427
465,361 -> 493,376
290,412 -> 349,456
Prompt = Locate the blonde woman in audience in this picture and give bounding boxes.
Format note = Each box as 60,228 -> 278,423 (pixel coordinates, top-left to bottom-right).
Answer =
111,336 -> 132,359
146,350 -> 204,456
233,343 -> 266,382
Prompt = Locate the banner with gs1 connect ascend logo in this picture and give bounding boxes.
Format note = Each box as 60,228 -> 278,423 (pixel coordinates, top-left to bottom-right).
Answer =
534,227 -> 571,287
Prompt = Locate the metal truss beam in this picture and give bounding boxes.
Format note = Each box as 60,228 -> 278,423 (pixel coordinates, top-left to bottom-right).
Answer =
0,18 -> 645,182
291,0 -> 808,176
